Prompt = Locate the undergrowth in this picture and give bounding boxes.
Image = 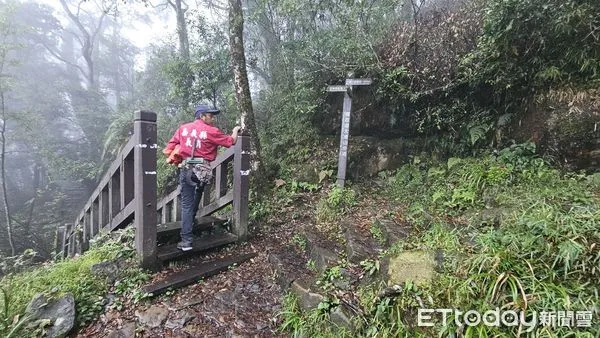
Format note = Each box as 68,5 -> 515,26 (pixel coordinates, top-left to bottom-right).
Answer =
0,227 -> 150,337
279,142 -> 599,337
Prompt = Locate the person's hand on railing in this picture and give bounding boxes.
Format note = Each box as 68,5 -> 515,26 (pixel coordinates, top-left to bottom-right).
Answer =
231,126 -> 242,144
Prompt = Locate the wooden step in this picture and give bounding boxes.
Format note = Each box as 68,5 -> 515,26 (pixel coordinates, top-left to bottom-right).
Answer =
156,216 -> 228,234
156,232 -> 238,261
143,252 -> 256,296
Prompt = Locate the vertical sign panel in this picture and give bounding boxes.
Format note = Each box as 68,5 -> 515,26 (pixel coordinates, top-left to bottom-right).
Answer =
337,92 -> 352,188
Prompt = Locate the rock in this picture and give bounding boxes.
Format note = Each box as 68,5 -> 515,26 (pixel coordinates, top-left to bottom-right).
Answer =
25,293 -> 76,338
290,279 -> 325,310
106,321 -> 136,338
330,305 -> 354,330
386,251 -> 436,285
304,232 -> 340,272
376,219 -> 409,247
343,221 -> 384,264
346,137 -> 413,179
90,260 -> 120,284
165,313 -> 194,329
135,306 -> 169,328
268,247 -> 306,288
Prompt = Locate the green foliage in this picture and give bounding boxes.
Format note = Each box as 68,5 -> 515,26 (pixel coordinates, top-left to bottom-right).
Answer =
291,234 -> 307,251
0,227 -> 148,336
464,0 -> 600,93
278,292 -> 352,338
378,0 -> 600,148
316,186 -> 357,224
359,259 -> 380,277
371,145 -> 600,336
369,220 -> 385,244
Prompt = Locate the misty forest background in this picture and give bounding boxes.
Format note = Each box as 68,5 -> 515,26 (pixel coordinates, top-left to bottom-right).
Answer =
0,0 -> 598,268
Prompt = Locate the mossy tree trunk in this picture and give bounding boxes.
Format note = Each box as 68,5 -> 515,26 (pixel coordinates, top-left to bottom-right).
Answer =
228,0 -> 265,181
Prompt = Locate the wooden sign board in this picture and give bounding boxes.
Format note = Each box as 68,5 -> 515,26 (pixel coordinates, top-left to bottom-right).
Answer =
327,85 -> 348,92
327,78 -> 372,188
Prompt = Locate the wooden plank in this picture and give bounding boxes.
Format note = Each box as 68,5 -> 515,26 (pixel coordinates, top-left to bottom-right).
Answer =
157,216 -> 227,234
133,110 -> 158,269
212,147 -> 235,168
215,163 -> 228,198
197,190 -> 233,216
109,200 -> 135,231
142,252 -> 256,296
123,153 -> 135,206
99,187 -> 109,231
157,186 -> 180,210
157,232 -> 238,261
110,172 -> 120,218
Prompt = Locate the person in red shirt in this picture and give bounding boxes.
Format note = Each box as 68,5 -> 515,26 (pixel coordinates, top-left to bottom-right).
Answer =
164,105 -> 241,251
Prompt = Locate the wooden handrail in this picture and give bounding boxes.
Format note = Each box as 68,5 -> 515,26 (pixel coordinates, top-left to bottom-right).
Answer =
63,111 -> 158,268
61,112 -> 250,268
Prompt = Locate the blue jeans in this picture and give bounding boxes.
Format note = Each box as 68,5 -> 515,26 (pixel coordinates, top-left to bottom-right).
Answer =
179,169 -> 205,243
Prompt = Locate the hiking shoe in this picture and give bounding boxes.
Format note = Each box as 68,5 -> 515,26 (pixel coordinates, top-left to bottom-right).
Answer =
177,241 -> 193,251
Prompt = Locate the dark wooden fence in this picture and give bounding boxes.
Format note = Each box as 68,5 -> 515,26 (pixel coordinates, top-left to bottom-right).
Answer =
57,111 -> 249,268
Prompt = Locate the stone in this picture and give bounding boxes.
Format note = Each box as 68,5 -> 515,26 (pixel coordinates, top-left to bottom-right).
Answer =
135,306 -> 169,328
106,321 -> 136,338
330,305 -> 354,331
25,293 -> 76,338
165,313 -> 194,329
343,221 -> 384,264
267,247 -> 306,288
290,279 -> 325,310
90,260 -> 120,284
304,232 -> 339,272
386,251 -> 436,285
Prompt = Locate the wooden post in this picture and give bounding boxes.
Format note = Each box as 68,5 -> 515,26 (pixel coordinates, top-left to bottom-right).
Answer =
215,164 -> 228,198
110,173 -> 120,220
56,225 -> 65,259
100,187 -> 109,229
232,135 -> 250,241
92,198 -> 99,237
68,224 -> 75,257
82,212 -> 90,251
326,78 -> 372,188
133,111 -> 158,269
61,223 -> 70,259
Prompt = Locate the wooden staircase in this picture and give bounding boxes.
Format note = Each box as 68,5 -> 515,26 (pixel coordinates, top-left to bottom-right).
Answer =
58,111 -> 251,272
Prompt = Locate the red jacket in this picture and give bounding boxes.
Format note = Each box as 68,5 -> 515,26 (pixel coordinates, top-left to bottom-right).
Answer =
164,119 -> 234,162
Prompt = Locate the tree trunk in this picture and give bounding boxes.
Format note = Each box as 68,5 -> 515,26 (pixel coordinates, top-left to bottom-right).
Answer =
228,0 -> 263,177
170,0 -> 193,108
59,0 -> 107,90
0,91 -> 15,256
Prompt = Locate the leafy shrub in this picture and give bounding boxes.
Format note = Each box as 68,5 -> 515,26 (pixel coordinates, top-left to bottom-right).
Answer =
0,227 -> 149,336
371,145 -> 600,337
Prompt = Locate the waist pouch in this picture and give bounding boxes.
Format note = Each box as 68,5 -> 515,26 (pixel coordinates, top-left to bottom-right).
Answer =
184,160 -> 213,185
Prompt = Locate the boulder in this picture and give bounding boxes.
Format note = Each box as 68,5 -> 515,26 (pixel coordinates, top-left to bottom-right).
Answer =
90,260 -> 120,284
386,251 -> 436,285
135,306 -> 169,328
25,293 -> 75,338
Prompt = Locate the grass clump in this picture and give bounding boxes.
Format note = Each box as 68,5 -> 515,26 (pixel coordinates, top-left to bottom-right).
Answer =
361,143 -> 599,337
279,143 -> 598,337
0,227 -> 150,336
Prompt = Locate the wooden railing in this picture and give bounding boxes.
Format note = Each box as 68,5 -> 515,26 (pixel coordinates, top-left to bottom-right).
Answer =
57,111 -> 249,268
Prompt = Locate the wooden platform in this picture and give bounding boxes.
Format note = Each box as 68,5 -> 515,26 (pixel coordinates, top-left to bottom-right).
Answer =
156,231 -> 238,261
156,216 -> 227,234
143,252 -> 256,296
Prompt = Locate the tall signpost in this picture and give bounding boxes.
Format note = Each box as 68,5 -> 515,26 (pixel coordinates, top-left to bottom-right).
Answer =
327,78 -> 372,188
